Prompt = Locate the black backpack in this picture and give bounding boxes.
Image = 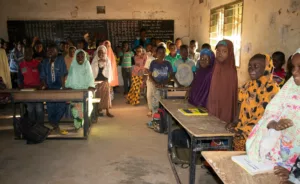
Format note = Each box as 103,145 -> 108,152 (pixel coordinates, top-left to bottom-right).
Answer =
153,108 -> 168,134
15,117 -> 50,144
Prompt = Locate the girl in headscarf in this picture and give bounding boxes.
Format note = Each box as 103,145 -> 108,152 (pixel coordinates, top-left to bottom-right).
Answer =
126,46 -> 148,105
228,54 -> 280,151
65,49 -> 95,130
103,40 -> 119,87
188,48 -> 215,108
91,46 -> 114,117
207,40 -> 238,123
246,48 -> 300,172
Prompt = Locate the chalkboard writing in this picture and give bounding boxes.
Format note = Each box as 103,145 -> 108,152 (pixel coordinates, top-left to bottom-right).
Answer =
7,20 -> 174,49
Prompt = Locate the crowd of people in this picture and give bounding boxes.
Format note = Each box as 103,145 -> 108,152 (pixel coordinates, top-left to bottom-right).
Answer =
0,27 -> 300,183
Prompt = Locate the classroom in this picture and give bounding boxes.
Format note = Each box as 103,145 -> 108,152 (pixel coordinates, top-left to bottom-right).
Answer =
0,0 -> 299,184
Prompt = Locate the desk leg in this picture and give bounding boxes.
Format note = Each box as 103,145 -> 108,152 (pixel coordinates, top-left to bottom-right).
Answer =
167,111 -> 172,151
83,93 -> 89,138
189,136 -> 197,184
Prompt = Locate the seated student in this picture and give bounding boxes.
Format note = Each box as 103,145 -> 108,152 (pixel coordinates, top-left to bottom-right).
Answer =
119,41 -> 134,96
226,54 -> 280,151
144,46 -> 157,117
65,49 -> 95,130
64,46 -> 76,71
91,45 -> 114,117
272,51 -> 286,87
201,43 -> 211,50
246,48 -> 300,171
10,41 -> 24,88
18,47 -> 44,123
175,38 -> 182,54
33,40 -> 46,62
165,43 -> 181,69
188,49 -> 215,108
126,46 -> 147,105
207,40 -> 238,123
148,46 -> 173,114
188,40 -> 200,65
40,43 -> 68,134
173,45 -> 196,87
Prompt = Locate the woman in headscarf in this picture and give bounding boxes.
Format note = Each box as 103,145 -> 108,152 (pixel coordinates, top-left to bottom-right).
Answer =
103,40 -> 119,87
227,54 -> 280,151
246,48 -> 300,173
91,45 -> 114,117
65,49 -> 95,130
207,40 -> 238,123
188,48 -> 215,108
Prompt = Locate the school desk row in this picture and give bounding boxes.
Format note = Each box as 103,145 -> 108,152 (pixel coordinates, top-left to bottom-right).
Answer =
0,89 -> 100,139
158,99 -> 278,184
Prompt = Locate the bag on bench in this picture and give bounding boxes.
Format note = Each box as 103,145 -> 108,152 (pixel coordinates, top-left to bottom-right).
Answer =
170,129 -> 202,168
16,117 -> 50,144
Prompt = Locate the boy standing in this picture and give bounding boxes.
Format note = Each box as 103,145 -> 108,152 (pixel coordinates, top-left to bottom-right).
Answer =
18,47 -> 44,123
188,40 -> 200,66
40,44 -> 68,133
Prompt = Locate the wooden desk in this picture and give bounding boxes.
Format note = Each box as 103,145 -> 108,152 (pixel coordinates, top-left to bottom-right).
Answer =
159,99 -> 234,184
202,151 -> 278,184
0,89 -> 91,139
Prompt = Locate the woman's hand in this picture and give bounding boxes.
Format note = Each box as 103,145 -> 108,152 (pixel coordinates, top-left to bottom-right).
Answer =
267,119 -> 294,131
274,166 -> 291,183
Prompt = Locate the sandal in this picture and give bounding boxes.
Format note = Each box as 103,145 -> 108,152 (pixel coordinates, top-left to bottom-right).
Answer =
107,113 -> 114,118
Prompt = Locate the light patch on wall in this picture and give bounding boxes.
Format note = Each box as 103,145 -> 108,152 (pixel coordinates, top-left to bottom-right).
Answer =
290,0 -> 300,12
70,6 -> 78,18
97,6 -> 106,14
132,11 -> 142,19
269,12 -> 277,28
243,42 -> 252,54
280,24 -> 291,45
200,16 -> 202,24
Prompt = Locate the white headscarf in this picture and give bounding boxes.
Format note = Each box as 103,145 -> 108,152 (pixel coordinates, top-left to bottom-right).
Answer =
292,48 -> 300,59
91,45 -> 113,83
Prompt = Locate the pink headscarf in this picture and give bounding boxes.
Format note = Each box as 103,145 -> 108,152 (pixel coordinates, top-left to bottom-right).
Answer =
103,40 -> 119,87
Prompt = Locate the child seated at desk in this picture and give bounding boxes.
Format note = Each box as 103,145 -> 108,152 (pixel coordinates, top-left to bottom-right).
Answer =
246,48 -> 300,178
226,54 -> 279,151
65,49 -> 95,131
18,47 -> 44,124
40,43 -> 68,134
148,45 -> 173,115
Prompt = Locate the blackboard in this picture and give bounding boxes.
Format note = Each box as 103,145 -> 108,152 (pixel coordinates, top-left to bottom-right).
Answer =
7,19 -> 174,49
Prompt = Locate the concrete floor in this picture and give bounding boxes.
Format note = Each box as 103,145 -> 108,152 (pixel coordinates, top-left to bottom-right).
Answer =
0,93 -> 220,184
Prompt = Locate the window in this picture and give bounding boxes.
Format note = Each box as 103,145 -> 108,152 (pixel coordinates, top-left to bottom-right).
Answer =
209,1 -> 243,67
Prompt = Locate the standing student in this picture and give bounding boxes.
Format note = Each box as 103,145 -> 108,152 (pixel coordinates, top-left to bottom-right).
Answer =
58,41 -> 66,56
104,41 -> 119,88
201,43 -> 211,50
9,41 -> 24,88
119,41 -> 134,95
64,46 -> 76,71
175,38 -> 182,54
207,40 -> 238,123
188,40 -> 200,66
188,48 -> 215,108
91,46 -> 114,117
18,47 -> 44,123
166,40 -> 172,55
227,54 -> 280,151
272,51 -> 286,87
40,44 -> 68,134
65,50 -> 95,130
133,28 -> 151,49
33,40 -> 46,62
145,43 -> 152,57
63,42 -> 70,57
0,47 -> 11,89
173,45 -> 196,87
144,46 -> 157,116
148,46 -> 173,114
126,46 -> 148,105
165,43 -> 181,69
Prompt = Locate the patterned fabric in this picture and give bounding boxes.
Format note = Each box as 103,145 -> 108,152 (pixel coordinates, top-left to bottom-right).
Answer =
246,77 -> 300,170
233,55 -> 280,151
95,81 -> 110,110
273,68 -> 286,88
0,48 -> 11,89
127,76 -> 143,105
289,156 -> 300,183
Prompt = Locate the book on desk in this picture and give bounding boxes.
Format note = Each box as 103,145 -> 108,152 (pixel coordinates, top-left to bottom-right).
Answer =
178,108 -> 208,116
231,155 -> 274,176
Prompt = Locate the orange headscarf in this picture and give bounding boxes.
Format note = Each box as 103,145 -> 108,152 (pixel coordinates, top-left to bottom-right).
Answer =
103,40 -> 119,87
207,40 -> 238,123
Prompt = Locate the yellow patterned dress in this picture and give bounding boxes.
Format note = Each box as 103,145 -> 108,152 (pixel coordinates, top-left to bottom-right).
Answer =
233,55 -> 280,151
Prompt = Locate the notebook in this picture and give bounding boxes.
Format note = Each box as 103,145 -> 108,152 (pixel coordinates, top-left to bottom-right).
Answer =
178,108 -> 208,116
231,155 -> 274,176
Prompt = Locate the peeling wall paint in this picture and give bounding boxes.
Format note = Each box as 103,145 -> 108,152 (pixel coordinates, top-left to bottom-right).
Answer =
190,0 -> 300,85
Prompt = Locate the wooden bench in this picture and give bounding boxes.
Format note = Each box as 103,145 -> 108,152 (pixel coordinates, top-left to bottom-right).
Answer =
202,151 -> 278,184
159,99 -> 234,184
